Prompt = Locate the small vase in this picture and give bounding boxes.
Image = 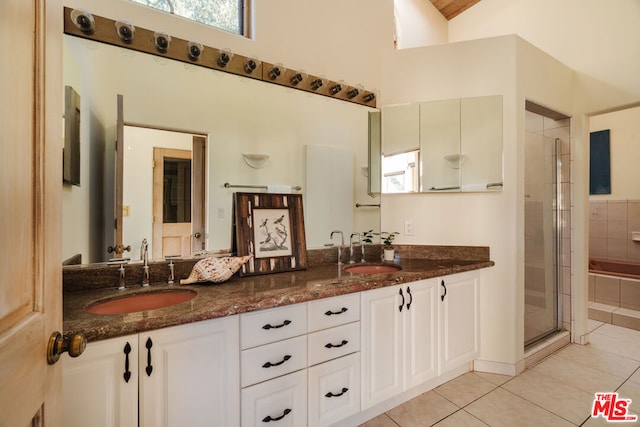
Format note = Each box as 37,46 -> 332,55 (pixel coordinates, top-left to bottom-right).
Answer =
383,248 -> 395,262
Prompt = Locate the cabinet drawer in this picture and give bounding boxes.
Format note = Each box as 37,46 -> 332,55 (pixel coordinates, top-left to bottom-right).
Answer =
242,335 -> 307,387
241,303 -> 307,349
241,369 -> 307,427
308,293 -> 360,332
308,322 -> 360,366
308,353 -> 360,427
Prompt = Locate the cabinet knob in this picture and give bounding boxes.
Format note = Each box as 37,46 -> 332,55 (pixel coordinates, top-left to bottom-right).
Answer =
47,331 -> 87,364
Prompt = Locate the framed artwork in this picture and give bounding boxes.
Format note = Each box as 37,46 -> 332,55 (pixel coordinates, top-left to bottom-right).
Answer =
590,129 -> 611,195
233,192 -> 307,276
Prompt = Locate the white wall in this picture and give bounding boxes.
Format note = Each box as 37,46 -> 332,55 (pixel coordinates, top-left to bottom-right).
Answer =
448,0 -> 640,110
394,0 -> 448,47
590,106 -> 640,201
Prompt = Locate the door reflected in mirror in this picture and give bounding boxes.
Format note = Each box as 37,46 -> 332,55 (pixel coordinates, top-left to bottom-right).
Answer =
122,126 -> 206,261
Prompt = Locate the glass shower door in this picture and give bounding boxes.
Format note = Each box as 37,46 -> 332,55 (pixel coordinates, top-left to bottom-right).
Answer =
524,133 -> 561,346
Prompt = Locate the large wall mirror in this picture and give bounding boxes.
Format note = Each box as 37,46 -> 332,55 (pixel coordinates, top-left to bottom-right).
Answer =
381,95 -> 503,193
62,35 -> 380,265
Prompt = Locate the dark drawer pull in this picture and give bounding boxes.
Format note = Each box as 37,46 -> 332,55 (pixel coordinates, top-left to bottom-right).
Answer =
145,337 -> 153,377
262,320 -> 291,330
262,408 -> 291,422
123,342 -> 132,383
262,354 -> 291,368
325,340 -> 348,349
324,307 -> 348,316
325,387 -> 349,398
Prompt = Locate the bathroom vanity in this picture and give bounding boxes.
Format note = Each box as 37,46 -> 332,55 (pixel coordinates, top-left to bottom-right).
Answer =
62,246 -> 492,426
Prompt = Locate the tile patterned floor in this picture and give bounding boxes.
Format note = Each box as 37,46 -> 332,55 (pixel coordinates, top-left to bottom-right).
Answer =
360,321 -> 640,426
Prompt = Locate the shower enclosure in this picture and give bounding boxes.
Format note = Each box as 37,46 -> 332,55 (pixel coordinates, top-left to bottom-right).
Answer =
524,105 -> 570,347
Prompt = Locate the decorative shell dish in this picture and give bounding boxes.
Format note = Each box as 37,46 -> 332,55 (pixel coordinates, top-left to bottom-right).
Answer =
180,255 -> 253,285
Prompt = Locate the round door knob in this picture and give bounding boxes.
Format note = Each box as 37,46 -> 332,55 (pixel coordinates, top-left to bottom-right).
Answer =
194,232 -> 202,239
47,331 -> 87,365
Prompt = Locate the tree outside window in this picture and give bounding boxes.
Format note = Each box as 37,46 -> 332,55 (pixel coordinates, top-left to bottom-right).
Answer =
131,0 -> 244,35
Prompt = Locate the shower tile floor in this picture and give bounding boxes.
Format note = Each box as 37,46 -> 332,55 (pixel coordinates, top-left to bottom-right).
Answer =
360,321 -> 640,426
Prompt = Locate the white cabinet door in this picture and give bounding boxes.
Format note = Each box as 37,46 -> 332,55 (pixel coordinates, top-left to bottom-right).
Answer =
62,335 -> 138,427
382,103 -> 421,156
242,369 -> 308,427
440,271 -> 480,373
403,279 -> 439,389
361,284 -> 403,409
139,316 -> 240,427
308,353 -> 360,427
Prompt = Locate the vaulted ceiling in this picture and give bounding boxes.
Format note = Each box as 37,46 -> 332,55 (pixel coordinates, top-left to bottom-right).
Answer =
429,0 -> 482,20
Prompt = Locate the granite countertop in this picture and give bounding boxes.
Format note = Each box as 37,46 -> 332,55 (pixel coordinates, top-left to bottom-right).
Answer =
64,257 -> 494,342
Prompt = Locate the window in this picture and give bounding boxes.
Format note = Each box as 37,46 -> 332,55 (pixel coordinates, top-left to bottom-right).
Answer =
382,150 -> 420,193
131,0 -> 245,35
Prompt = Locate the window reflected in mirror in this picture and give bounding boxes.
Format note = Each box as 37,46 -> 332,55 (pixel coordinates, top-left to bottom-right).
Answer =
163,157 -> 192,223
382,150 -> 419,193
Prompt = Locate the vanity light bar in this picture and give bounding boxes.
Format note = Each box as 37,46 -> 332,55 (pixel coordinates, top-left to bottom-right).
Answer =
63,7 -> 377,108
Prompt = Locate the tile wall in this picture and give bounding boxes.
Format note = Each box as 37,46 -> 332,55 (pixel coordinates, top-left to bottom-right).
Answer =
589,200 -> 640,262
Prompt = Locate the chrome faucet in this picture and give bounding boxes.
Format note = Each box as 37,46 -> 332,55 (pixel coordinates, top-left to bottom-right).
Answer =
118,263 -> 127,290
330,230 -> 344,265
166,255 -> 180,285
349,232 -> 361,264
141,238 -> 149,287
108,258 -> 130,290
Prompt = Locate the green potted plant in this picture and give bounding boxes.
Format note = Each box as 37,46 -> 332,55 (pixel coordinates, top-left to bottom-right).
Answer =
361,230 -> 375,244
380,231 -> 399,261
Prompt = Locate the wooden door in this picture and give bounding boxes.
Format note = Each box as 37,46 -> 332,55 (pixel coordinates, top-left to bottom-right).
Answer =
0,0 -> 63,425
152,140 -> 205,259
153,148 -> 193,258
114,94 -> 125,257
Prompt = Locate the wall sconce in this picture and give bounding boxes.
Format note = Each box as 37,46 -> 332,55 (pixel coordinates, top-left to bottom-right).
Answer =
188,40 -> 204,60
268,63 -> 285,80
290,71 -> 307,86
71,8 -> 95,34
153,31 -> 171,53
242,153 -> 270,169
217,48 -> 233,68
310,77 -> 325,91
244,56 -> 260,74
115,20 -> 135,43
444,154 -> 466,169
